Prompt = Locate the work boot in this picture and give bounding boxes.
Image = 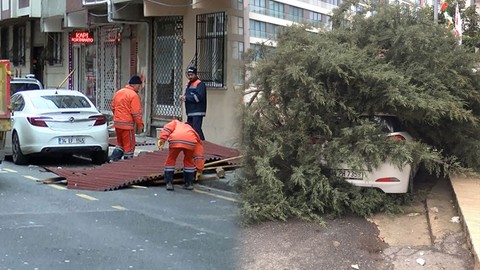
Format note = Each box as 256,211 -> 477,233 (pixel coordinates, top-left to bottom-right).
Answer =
183,171 -> 194,190
109,148 -> 124,162
166,183 -> 174,191
165,171 -> 174,191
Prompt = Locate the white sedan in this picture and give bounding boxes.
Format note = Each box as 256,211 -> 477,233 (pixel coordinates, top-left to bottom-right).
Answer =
5,89 -> 109,165
333,115 -> 416,193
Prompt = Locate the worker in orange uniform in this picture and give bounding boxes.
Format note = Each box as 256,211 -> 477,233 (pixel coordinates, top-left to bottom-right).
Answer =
110,75 -> 144,161
157,119 -> 204,191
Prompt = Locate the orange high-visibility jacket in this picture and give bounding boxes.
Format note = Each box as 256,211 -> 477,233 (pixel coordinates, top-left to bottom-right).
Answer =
160,120 -> 204,171
111,85 -> 143,130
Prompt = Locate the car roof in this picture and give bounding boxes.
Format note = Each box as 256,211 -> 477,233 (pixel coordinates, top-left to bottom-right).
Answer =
11,77 -> 43,85
11,77 -> 41,82
15,89 -> 86,97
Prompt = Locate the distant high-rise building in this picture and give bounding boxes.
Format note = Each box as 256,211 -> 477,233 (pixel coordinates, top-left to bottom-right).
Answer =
246,0 -> 339,52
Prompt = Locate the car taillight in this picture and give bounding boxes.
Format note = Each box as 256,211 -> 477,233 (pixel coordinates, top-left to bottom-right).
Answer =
89,115 -> 107,126
388,134 -> 405,141
27,116 -> 51,127
375,177 -> 400,182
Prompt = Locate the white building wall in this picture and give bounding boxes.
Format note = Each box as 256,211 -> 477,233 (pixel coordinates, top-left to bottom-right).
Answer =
42,32 -> 69,88
181,6 -> 244,147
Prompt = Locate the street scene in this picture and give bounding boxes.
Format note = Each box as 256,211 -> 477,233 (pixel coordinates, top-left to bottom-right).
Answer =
0,0 -> 479,270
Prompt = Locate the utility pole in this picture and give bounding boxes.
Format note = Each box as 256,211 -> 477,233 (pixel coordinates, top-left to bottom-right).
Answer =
434,0 -> 438,23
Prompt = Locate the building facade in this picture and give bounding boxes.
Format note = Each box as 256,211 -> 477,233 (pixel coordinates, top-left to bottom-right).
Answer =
0,0 -> 341,147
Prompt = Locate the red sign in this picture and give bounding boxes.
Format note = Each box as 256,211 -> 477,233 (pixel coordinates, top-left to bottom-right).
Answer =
70,31 -> 94,44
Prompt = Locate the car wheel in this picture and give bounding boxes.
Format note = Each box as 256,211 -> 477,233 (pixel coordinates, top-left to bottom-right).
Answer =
91,150 -> 108,165
12,132 -> 29,165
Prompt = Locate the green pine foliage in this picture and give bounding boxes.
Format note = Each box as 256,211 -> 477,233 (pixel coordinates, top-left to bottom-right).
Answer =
238,4 -> 480,225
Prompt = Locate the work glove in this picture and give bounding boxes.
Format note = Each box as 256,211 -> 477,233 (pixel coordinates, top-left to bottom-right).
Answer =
195,170 -> 202,180
135,124 -> 144,135
157,140 -> 165,150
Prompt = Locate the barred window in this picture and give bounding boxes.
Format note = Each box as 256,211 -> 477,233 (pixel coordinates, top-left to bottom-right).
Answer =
12,25 -> 25,66
47,32 -> 63,65
195,12 -> 227,88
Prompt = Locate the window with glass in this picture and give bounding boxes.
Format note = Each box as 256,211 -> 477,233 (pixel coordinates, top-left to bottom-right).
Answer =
236,0 -> 244,10
232,16 -> 244,35
269,24 -> 285,40
47,32 -> 63,65
309,11 -> 322,25
269,1 -> 284,19
32,95 -> 92,109
249,43 -> 275,61
250,0 -> 266,14
288,6 -> 303,23
250,20 -> 267,39
232,41 -> 244,60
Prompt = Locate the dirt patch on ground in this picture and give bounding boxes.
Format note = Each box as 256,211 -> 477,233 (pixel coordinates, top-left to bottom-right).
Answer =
236,216 -> 391,270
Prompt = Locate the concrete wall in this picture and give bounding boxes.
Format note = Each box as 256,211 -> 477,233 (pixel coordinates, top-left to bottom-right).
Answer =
181,4 -> 244,147
42,32 -> 69,88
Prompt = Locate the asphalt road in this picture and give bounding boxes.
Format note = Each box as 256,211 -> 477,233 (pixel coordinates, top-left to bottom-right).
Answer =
0,157 -> 240,270
0,156 -> 475,270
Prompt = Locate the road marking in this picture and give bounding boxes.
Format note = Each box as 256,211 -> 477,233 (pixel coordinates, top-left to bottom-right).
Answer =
193,189 -> 238,203
76,194 -> 98,201
23,175 -> 39,181
112,205 -> 127,210
3,168 -> 17,173
49,184 -> 67,190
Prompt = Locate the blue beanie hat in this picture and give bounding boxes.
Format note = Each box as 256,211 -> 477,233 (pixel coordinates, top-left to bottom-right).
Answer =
187,67 -> 197,74
128,75 -> 142,85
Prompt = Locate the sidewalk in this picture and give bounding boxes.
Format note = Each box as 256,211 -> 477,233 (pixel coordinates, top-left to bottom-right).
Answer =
125,136 -> 480,268
450,176 -> 480,270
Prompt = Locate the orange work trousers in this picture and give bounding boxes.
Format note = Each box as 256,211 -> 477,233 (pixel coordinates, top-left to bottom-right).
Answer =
115,128 -> 136,158
165,147 -> 195,170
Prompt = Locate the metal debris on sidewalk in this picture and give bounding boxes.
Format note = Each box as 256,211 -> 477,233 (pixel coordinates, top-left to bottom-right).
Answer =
416,258 -> 426,266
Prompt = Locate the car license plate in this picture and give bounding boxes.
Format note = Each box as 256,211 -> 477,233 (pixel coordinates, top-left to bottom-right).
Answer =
58,137 -> 85,144
332,169 -> 365,180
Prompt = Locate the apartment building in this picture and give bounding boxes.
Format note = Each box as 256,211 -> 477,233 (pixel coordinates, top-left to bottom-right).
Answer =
0,0 -> 350,147
0,0 -> 245,147
245,0 -> 338,52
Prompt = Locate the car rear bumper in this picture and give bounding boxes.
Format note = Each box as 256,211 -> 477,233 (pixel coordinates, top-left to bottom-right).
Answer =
40,145 -> 105,154
341,162 -> 412,193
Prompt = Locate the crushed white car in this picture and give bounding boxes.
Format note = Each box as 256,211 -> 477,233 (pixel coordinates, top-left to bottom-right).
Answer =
332,115 -> 416,193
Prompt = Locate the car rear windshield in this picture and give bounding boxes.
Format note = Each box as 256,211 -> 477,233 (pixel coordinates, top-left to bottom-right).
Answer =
11,83 -> 41,94
32,95 -> 92,109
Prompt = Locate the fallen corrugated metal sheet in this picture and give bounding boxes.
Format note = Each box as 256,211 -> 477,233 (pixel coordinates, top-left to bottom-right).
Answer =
45,141 -> 240,191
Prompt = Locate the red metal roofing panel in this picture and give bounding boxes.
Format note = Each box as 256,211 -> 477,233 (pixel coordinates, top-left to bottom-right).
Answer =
45,141 -> 241,191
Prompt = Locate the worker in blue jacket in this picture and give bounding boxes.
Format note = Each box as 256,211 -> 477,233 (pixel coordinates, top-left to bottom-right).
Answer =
179,67 -> 206,140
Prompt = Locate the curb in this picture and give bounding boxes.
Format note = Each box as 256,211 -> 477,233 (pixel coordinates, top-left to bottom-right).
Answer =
449,176 -> 480,270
